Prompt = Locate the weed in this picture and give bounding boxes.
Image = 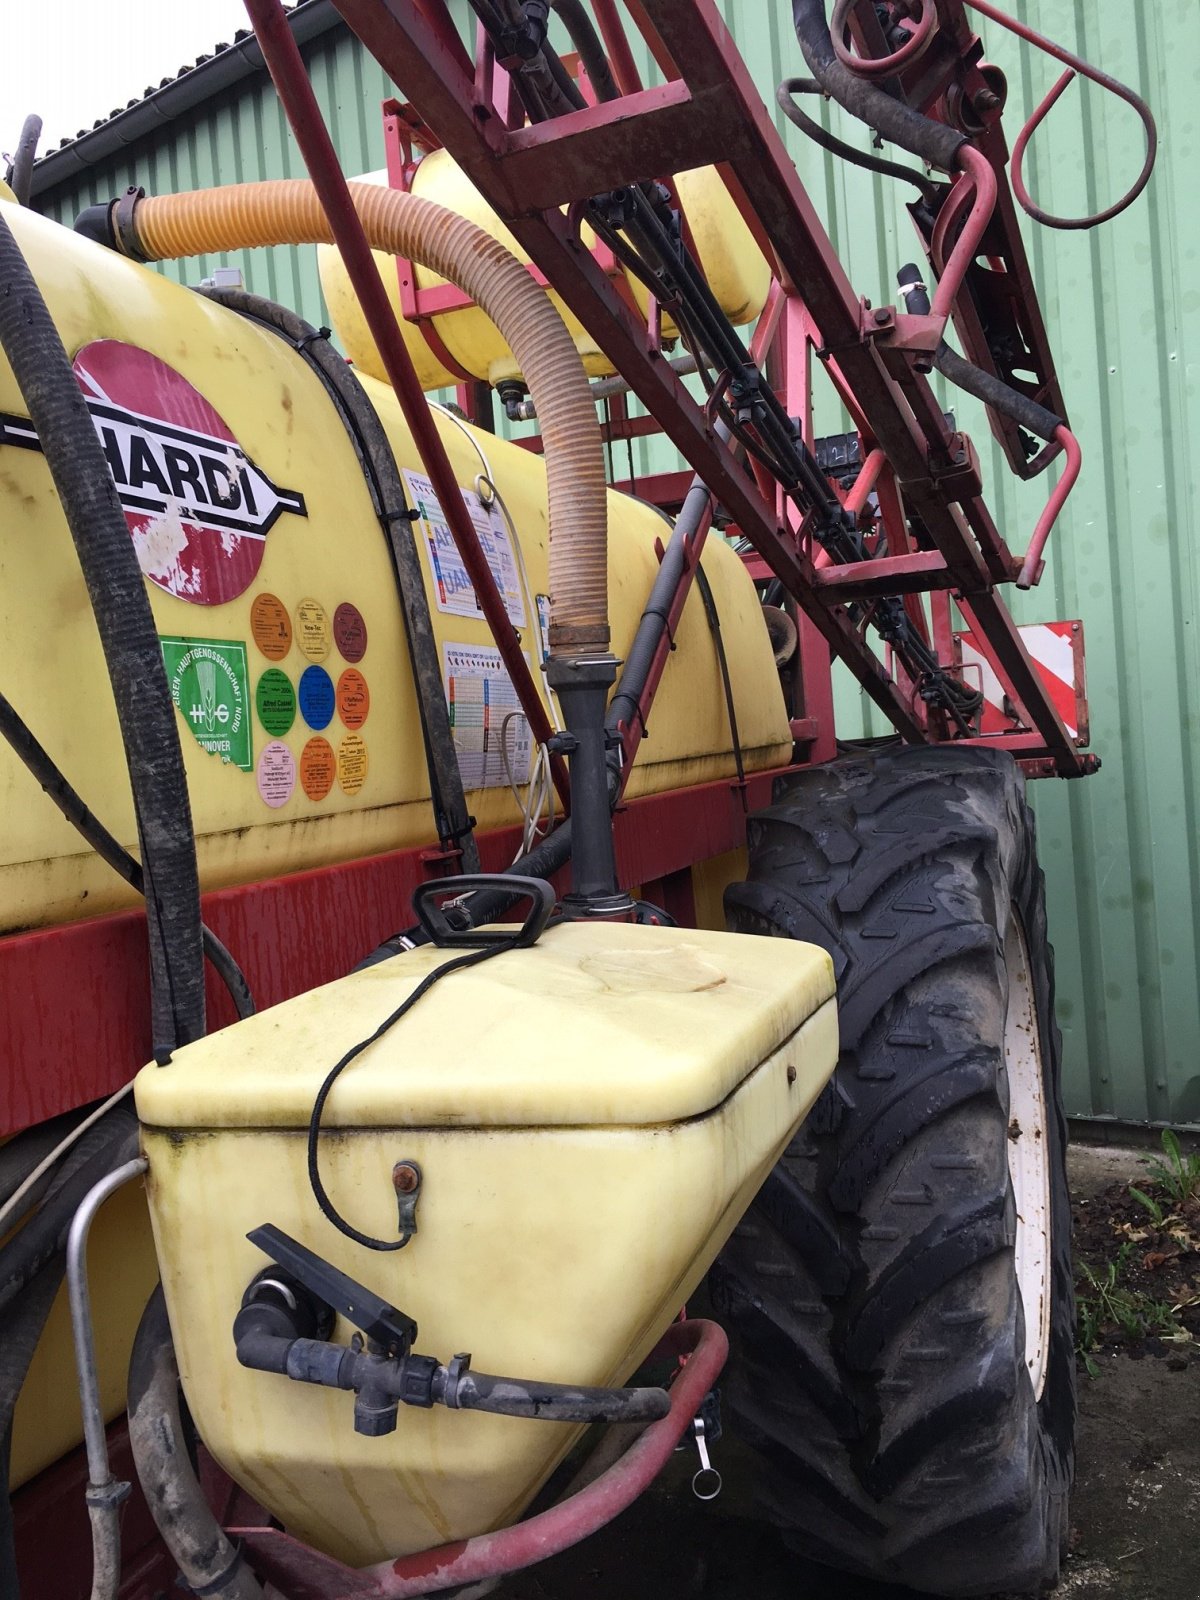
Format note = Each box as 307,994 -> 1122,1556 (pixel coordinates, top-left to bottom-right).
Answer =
1144,1129 -> 1200,1209
1075,1244 -> 1190,1374
1128,1186 -> 1167,1227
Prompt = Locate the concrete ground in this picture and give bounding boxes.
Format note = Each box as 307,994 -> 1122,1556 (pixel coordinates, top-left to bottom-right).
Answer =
502,1145 -> 1200,1600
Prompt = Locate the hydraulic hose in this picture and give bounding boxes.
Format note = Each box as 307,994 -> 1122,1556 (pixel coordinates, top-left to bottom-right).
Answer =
777,78 -> 940,199
5,114 -> 42,207
0,689 -> 254,1020
896,264 -> 1064,442
550,0 -> 620,102
0,1107 -> 140,1319
0,213 -> 205,1058
104,180 -> 610,659
792,0 -> 966,172
128,1288 -> 265,1600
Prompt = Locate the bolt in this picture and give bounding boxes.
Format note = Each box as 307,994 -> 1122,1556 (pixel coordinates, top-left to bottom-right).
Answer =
874,308 -> 891,326
392,1162 -> 421,1194
975,86 -> 1002,112
786,1065 -> 798,1086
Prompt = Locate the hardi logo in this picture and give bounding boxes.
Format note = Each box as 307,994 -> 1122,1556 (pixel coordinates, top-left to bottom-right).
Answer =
0,340 -> 306,605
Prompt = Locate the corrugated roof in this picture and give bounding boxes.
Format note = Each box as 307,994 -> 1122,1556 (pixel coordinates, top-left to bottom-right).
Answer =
30,0 -> 339,196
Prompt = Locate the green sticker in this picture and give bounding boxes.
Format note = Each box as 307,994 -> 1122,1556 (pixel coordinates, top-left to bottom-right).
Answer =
161,637 -> 252,771
255,668 -> 296,737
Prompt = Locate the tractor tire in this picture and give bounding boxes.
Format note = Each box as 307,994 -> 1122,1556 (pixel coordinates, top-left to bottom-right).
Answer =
712,746 -> 1074,1597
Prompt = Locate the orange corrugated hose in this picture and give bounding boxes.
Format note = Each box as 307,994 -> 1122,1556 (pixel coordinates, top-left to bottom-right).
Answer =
131,180 -> 610,656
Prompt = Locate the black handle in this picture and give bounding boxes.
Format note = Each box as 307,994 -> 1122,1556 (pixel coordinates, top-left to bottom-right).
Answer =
248,1223 -> 417,1355
410,874 -> 556,948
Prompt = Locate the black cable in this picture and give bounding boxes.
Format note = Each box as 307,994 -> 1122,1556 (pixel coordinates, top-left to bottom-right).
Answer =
0,688 -> 254,1020
308,935 -> 526,1250
694,564 -> 747,805
777,78 -> 940,198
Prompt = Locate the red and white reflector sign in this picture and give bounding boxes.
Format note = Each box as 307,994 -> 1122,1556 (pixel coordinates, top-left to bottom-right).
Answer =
956,621 -> 1088,745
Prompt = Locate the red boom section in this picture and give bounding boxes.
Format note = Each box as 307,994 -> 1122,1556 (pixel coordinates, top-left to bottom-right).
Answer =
331,0 -> 1100,779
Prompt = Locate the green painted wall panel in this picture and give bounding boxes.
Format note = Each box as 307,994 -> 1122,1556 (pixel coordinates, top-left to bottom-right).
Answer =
31,4 -> 1199,1124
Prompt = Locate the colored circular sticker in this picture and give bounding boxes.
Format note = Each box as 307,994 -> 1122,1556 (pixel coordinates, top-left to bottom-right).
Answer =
298,665 -> 335,730
333,601 -> 368,663
71,342 -> 307,607
255,668 -> 296,737
300,736 -> 336,802
251,593 -> 292,660
337,668 -> 370,730
338,733 -> 369,796
295,597 -> 331,662
256,740 -> 296,809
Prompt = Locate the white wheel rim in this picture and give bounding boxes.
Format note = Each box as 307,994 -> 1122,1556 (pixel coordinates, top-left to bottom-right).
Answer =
1004,917 -> 1052,1402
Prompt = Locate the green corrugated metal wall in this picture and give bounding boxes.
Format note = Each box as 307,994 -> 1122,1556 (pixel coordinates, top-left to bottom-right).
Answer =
32,3 -> 1199,1127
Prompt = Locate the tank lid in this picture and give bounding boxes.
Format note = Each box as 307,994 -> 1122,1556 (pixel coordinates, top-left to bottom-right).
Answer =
134,921 -> 834,1130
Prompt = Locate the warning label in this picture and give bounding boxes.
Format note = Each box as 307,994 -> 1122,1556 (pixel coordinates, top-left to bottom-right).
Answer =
443,642 -> 534,791
404,470 -> 526,627
161,637 -> 252,770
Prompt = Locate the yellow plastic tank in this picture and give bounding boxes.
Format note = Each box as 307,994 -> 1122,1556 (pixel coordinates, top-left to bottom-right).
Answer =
318,154 -> 772,389
0,199 -> 789,934
136,919 -> 838,1564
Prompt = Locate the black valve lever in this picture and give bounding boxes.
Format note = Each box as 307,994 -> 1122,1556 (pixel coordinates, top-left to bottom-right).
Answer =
247,1224 -> 417,1357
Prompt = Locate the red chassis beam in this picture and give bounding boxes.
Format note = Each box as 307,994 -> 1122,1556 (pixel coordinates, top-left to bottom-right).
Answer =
0,771 -> 778,1135
330,0 -> 1086,777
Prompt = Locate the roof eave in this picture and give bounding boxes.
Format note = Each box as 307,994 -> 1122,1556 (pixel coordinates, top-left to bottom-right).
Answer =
30,0 -> 339,200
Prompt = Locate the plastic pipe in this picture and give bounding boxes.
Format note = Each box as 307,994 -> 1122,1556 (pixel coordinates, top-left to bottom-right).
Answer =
235,1318 -> 728,1598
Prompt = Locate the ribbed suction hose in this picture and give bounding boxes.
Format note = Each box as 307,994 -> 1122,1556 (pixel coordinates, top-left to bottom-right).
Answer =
126,180 -> 609,656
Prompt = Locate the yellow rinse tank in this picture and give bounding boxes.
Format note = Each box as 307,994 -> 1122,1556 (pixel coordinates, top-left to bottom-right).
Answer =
136,919 -> 838,1565
318,153 -> 772,390
0,198 -> 790,935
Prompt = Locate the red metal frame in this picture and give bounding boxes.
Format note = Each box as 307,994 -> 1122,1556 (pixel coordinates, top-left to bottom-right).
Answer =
331,0 -> 1096,779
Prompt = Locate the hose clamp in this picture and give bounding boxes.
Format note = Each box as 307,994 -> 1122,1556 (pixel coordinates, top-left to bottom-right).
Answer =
112,186 -> 148,262
175,1540 -> 245,1597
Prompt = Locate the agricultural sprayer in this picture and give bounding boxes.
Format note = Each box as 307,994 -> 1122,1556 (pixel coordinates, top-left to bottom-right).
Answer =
0,1 -> 1157,1596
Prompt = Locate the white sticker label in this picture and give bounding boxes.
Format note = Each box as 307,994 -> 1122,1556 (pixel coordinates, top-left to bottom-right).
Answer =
405,470 -> 526,628
443,642 -> 534,790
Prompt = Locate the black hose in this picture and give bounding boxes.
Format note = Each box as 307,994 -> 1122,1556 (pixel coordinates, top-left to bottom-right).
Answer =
0,1260 -> 64,1596
550,0 -> 620,102
0,1107 -> 139,1318
5,115 -> 42,207
895,264 -> 1064,442
128,1288 -> 264,1600
792,0 -> 966,172
0,689 -> 255,1020
777,78 -> 940,198
446,1366 -> 669,1424
935,344 -> 1062,442
199,287 -> 482,875
0,214 -> 205,1059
